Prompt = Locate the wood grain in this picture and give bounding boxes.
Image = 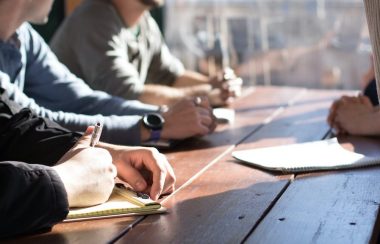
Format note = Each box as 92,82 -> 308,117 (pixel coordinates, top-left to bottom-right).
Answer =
116,88 -> 347,243
246,167 -> 380,244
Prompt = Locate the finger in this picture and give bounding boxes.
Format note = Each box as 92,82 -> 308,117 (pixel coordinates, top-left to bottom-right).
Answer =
149,165 -> 166,201
163,161 -> 176,194
327,103 -> 337,126
111,164 -> 118,179
359,95 -> 373,107
199,113 -> 214,127
208,114 -> 218,132
195,119 -> 211,135
76,126 -> 95,147
197,106 -> 212,117
156,154 -> 175,195
196,96 -> 211,109
136,149 -> 168,200
118,165 -> 148,192
327,99 -> 342,125
223,77 -> 243,88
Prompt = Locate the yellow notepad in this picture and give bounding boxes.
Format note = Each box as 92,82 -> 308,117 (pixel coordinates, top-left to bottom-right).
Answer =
65,183 -> 166,222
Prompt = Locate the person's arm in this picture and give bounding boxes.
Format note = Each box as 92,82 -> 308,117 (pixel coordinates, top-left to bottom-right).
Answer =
0,87 -> 81,164
0,130 -> 117,239
1,72 -> 145,145
1,24 -> 162,145
327,95 -> 380,135
0,161 -> 69,239
0,92 -> 75,238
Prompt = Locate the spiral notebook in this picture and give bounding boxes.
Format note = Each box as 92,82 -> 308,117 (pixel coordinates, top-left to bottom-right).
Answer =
65,183 -> 166,222
232,138 -> 380,173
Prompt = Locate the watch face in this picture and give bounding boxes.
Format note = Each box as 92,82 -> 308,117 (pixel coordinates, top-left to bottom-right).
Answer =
143,113 -> 164,130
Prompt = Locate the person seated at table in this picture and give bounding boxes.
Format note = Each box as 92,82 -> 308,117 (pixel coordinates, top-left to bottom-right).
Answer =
0,88 -> 175,239
50,0 -> 242,107
0,0 -> 216,147
327,58 -> 380,135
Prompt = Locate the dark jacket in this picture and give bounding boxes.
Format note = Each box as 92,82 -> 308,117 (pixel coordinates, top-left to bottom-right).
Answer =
0,88 -> 81,239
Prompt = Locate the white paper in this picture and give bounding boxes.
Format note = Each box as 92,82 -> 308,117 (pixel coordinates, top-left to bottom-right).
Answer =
232,138 -> 379,172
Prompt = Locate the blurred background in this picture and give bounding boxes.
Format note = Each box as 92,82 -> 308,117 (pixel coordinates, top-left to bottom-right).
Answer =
38,0 -> 371,91
165,0 -> 371,90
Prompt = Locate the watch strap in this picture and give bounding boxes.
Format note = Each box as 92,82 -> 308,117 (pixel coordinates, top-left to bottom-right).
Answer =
149,129 -> 161,141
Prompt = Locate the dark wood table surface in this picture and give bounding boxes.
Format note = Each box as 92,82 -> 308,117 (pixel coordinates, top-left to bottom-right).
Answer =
8,86 -> 380,244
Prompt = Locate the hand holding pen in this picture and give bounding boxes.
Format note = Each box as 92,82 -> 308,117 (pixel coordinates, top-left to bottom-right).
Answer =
54,124 -> 116,207
86,122 -> 176,200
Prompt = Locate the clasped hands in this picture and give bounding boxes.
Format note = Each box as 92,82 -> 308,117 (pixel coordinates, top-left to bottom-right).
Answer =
208,67 -> 243,106
327,94 -> 380,135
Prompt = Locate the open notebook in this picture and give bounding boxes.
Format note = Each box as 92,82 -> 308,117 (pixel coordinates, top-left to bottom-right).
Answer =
65,183 -> 166,222
232,138 -> 380,173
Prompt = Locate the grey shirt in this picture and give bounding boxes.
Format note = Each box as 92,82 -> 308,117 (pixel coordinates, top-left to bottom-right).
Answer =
51,0 -> 185,100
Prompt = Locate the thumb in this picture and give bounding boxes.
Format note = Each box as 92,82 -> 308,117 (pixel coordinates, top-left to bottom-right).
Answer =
76,126 -> 95,147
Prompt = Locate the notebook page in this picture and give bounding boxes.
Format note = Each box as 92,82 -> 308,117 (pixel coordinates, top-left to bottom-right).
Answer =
232,138 -> 378,172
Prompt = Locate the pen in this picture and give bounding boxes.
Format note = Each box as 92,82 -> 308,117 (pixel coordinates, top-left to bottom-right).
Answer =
90,122 -> 103,147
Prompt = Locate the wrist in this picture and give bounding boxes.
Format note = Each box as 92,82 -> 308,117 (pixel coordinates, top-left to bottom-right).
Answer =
141,113 -> 165,141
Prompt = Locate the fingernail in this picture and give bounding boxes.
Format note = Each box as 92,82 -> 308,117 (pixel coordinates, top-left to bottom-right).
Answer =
154,193 -> 160,201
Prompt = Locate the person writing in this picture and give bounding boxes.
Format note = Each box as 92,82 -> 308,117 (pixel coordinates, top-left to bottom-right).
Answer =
0,88 -> 175,239
50,0 -> 242,107
0,0 -> 216,147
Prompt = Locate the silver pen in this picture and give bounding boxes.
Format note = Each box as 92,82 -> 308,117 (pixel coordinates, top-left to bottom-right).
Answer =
90,122 -> 103,147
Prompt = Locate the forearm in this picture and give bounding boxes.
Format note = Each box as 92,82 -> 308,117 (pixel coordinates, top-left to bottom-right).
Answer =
173,70 -> 210,87
139,83 -> 212,106
1,90 -> 146,146
139,84 -> 185,105
0,94 -> 80,165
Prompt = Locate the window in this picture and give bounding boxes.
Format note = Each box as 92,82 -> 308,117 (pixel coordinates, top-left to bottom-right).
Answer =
164,0 -> 370,90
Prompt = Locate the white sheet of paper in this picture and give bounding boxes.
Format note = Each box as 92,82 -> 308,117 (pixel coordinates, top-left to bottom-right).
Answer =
232,138 -> 378,172
213,108 -> 235,124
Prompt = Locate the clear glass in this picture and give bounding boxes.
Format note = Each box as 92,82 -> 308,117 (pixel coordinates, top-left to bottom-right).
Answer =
164,0 -> 371,90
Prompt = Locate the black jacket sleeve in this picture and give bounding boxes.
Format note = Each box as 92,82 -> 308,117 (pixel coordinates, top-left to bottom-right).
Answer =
0,161 -> 69,239
0,88 -> 82,238
0,89 -> 81,165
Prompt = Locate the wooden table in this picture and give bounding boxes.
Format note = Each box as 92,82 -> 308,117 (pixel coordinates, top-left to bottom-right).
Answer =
8,86 -> 380,244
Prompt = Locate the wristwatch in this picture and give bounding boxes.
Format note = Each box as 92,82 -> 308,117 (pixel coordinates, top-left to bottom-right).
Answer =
142,113 -> 165,141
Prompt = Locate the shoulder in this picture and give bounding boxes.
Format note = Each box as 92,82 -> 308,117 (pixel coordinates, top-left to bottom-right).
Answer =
17,23 -> 47,51
55,0 -> 124,44
17,23 -> 40,41
142,12 -> 162,36
64,0 -> 121,30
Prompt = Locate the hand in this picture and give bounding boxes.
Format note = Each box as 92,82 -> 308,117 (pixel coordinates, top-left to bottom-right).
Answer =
208,68 -> 242,106
53,126 -> 117,207
107,146 -> 176,200
160,97 -> 217,140
328,95 -> 380,135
